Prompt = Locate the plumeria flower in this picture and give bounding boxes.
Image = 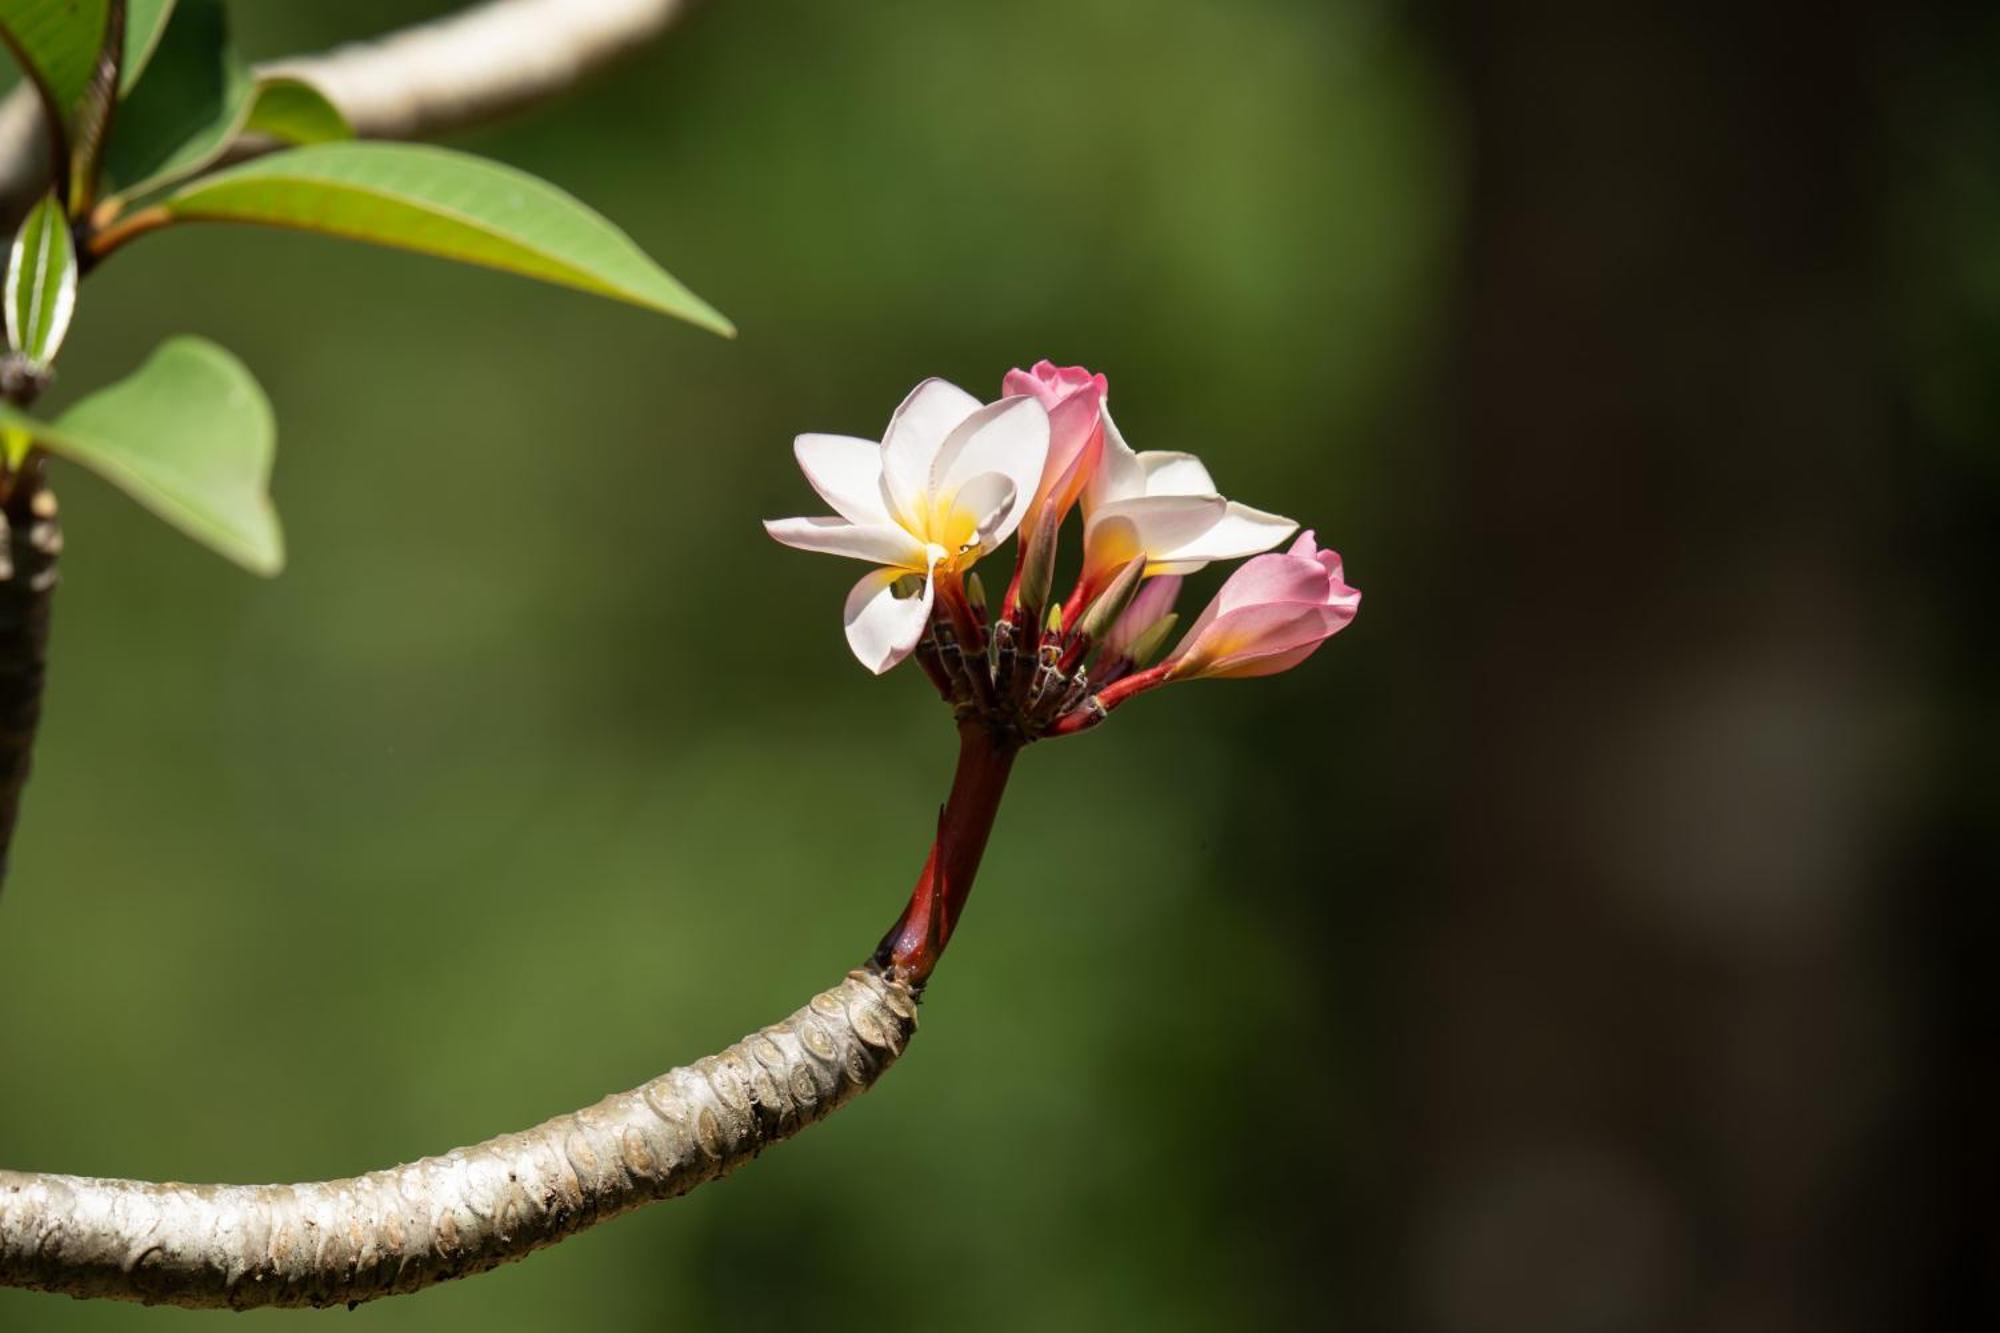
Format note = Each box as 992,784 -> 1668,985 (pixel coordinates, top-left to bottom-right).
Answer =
1074,410 -> 1296,606
766,379 -> 1050,673
1001,361 -> 1109,545
1164,530 -> 1359,679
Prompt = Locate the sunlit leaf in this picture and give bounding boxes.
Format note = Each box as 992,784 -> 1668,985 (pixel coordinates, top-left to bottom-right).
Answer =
4,190 -> 76,365
242,75 -> 350,145
0,336 -> 282,574
157,141 -> 735,335
1,424 -> 30,471
0,0 -> 110,122
120,0 -> 175,93
102,0 -> 247,201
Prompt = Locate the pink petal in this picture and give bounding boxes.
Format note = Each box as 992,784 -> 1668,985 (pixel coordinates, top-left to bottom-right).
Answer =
1100,574 -> 1182,659
1170,603 -> 1347,678
1003,362 -> 1106,410
1206,637 -> 1328,679
1209,549 -> 1335,619
1015,395 -> 1106,549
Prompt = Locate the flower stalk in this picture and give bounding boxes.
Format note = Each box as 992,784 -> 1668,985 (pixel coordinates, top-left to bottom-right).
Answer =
872,717 -> 1021,988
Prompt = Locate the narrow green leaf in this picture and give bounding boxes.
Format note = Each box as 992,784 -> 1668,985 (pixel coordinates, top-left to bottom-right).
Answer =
0,336 -> 282,574
102,0 -> 246,200
4,190 -> 76,365
242,76 -> 350,145
119,0 -> 173,92
159,141 -> 735,335
0,0 -> 110,120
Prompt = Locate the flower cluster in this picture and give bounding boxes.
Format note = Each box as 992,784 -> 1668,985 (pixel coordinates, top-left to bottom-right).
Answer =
766,362 -> 1358,736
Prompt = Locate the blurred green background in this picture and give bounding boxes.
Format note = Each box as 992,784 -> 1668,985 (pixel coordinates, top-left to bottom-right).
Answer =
2,1 -> 1994,1329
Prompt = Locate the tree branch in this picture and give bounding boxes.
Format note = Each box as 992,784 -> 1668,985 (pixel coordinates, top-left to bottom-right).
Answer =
0,0 -> 698,219
0,969 -> 917,1308
0,467 -> 59,891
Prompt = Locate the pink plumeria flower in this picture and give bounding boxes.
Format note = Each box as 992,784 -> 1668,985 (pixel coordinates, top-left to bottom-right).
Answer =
766,379 -> 1050,674
1002,360 -> 1109,542
1164,530 -> 1359,679
1075,410 -> 1296,601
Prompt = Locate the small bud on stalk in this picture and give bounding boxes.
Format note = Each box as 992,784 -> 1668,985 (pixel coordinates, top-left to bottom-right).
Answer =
1097,611 -> 1178,686
1011,496 -> 1060,626
1126,611 -> 1179,666
1074,555 -> 1146,653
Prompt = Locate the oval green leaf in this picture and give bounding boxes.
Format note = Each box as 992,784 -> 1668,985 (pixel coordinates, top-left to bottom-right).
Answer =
241,76 -> 350,145
102,0 -> 248,201
4,190 -> 76,366
157,141 -> 734,335
0,335 -> 281,574
120,0 -> 176,93
0,0 -> 110,122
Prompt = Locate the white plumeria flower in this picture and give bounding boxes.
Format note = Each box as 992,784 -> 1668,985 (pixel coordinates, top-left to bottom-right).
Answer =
1076,408 -> 1298,595
766,379 -> 1050,674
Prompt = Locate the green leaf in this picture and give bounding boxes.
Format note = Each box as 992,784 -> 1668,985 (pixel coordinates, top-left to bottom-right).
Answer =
158,141 -> 735,335
241,75 -> 350,145
62,0 -> 121,212
0,335 -> 282,574
0,0 -> 110,122
119,0 -> 173,93
102,0 -> 347,202
4,190 -> 75,365
102,0 -> 247,200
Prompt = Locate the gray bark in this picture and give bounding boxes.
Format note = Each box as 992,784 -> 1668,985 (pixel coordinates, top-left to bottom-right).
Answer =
0,969 -> 917,1308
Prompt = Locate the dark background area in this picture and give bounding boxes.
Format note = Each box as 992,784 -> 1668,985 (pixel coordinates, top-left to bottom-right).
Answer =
0,1 -> 1993,1328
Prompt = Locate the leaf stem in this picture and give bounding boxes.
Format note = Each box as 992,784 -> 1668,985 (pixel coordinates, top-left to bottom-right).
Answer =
80,203 -> 171,265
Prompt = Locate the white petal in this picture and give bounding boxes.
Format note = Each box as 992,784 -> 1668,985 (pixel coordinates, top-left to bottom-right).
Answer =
946,472 -> 1019,552
933,396 -> 1047,546
1137,450 -> 1217,498
1157,500 -> 1297,564
881,379 -> 981,528
794,434 -> 893,525
1093,493 -> 1229,561
763,516 -> 927,566
1083,405 -> 1146,514
842,563 -> 936,674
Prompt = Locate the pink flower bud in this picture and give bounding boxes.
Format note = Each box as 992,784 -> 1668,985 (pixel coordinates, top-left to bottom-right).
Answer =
1002,360 -> 1108,535
1165,531 -> 1359,680
1098,574 -> 1182,662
